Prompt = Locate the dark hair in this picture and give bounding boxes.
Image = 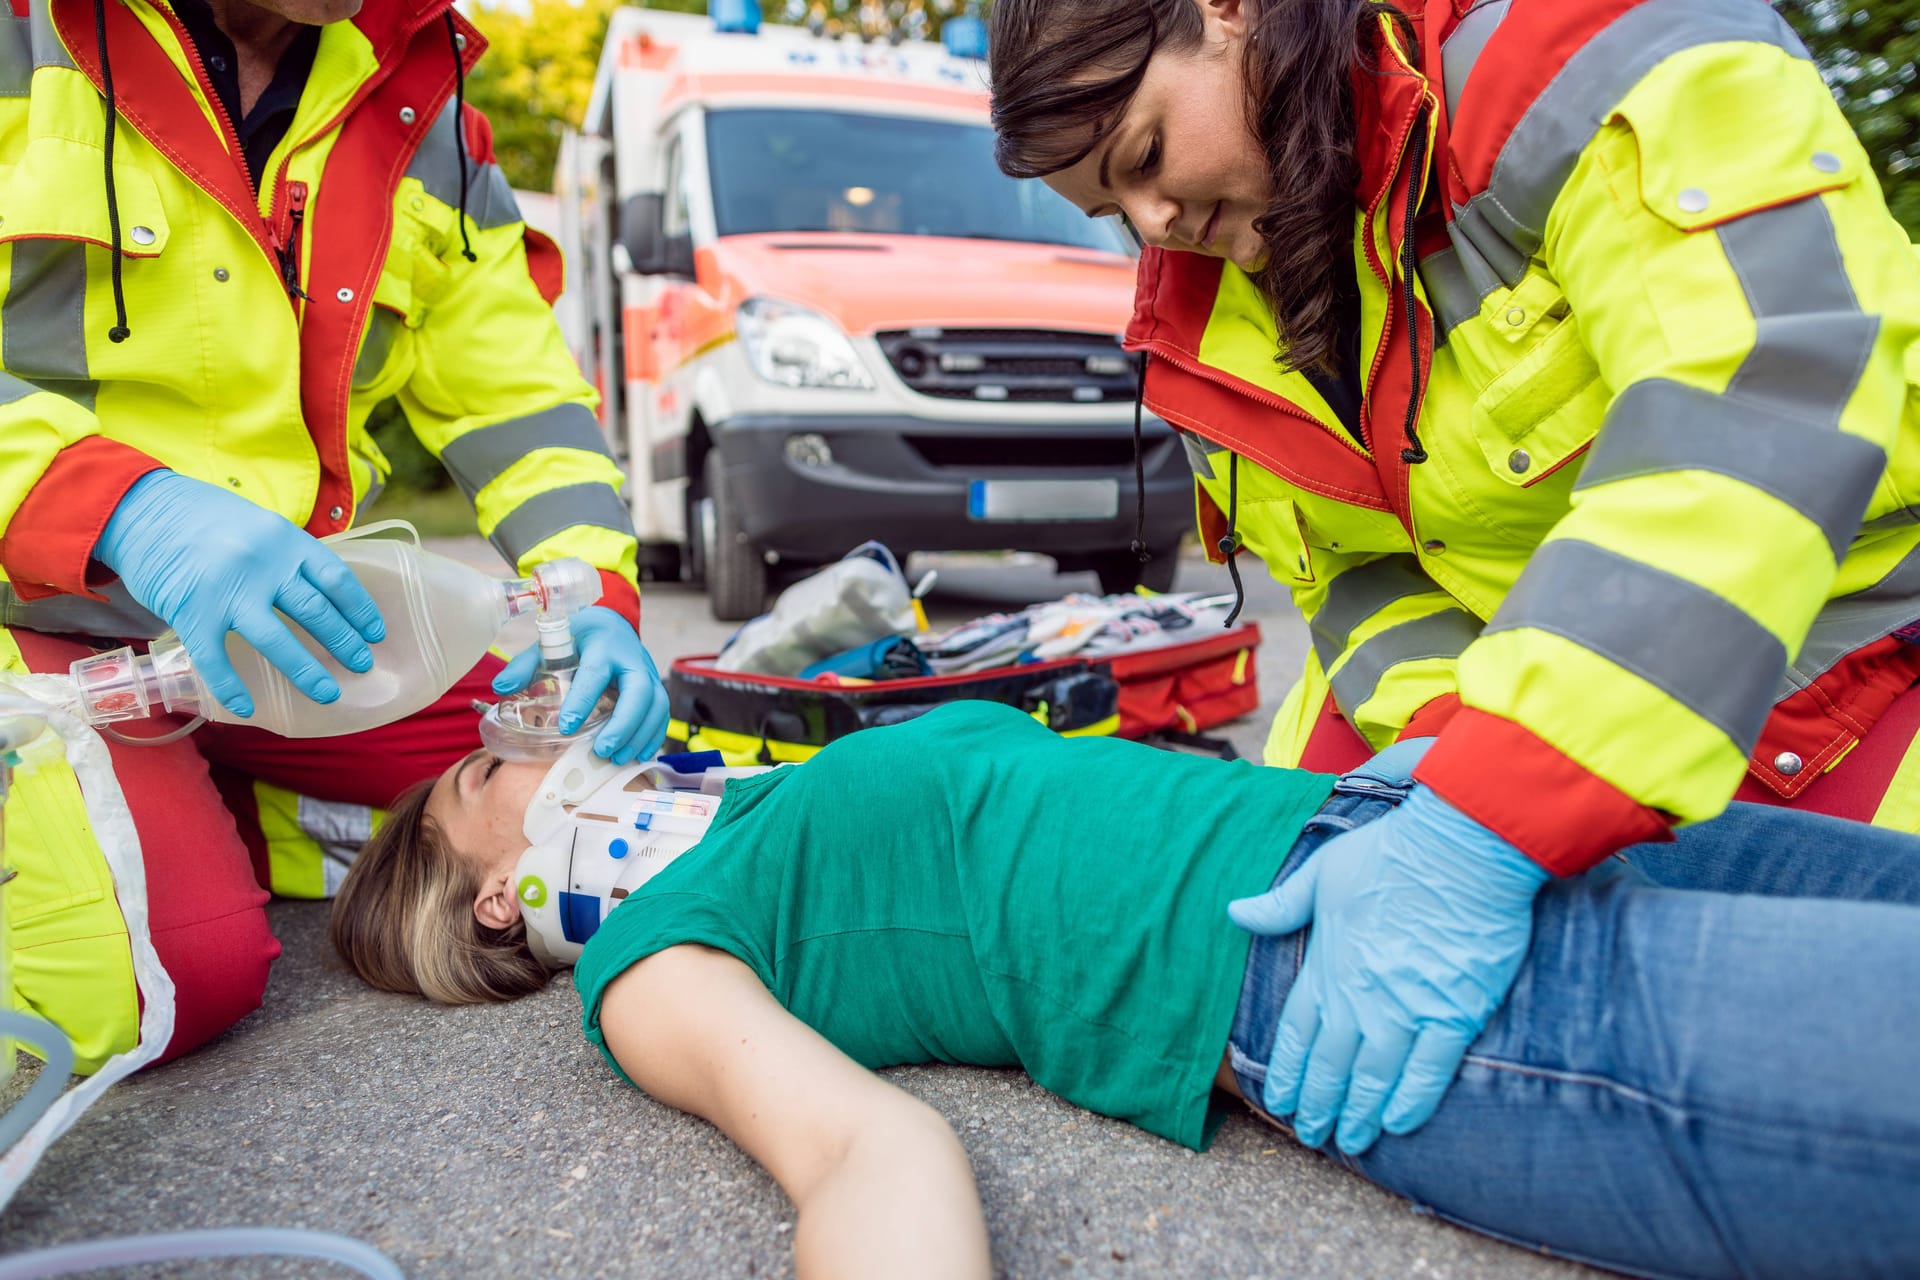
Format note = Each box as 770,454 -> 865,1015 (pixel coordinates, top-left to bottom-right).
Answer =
990,0 -> 1395,375
329,780 -> 550,1005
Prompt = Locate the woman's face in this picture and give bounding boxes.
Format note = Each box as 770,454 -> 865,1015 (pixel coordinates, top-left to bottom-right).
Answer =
1041,0 -> 1270,269
425,751 -> 551,886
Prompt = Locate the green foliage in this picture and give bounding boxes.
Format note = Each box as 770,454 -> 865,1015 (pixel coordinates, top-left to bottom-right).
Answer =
1776,0 -> 1920,235
464,0 -> 619,193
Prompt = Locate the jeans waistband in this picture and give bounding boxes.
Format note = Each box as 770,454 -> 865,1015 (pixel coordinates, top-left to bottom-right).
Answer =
1226,774 -> 1412,1120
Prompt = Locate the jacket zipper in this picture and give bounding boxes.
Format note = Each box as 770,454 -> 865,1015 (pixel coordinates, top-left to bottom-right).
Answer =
273,179 -> 311,303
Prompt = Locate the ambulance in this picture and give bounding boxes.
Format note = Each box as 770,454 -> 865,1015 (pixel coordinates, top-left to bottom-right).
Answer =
553,5 -> 1193,619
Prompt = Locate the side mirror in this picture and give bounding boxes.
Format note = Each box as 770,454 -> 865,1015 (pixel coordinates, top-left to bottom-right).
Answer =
618,192 -> 696,278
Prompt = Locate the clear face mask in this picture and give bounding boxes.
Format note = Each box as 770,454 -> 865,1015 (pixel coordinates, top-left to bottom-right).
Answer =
510,741 -> 777,968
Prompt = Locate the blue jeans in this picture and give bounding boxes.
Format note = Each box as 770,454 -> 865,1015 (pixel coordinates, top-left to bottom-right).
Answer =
1229,776 -> 1920,1280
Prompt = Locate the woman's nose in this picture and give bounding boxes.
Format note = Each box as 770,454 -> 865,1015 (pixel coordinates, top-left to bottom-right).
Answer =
1120,193 -> 1182,249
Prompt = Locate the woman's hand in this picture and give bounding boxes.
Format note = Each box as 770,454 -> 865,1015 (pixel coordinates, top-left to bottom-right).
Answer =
1228,784 -> 1549,1156
492,606 -> 669,764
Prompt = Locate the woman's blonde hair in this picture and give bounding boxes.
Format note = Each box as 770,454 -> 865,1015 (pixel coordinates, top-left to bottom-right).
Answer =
329,780 -> 550,1004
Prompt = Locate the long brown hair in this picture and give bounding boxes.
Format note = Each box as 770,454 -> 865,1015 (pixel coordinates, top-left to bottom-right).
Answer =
990,0 -> 1394,375
329,781 -> 550,1005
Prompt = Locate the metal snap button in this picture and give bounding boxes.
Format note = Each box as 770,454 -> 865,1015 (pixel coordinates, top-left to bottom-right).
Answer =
1773,751 -> 1805,776
1505,307 -> 1525,327
1677,188 -> 1710,214
1508,449 -> 1531,474
1811,151 -> 1841,174
455,32 -> 467,49
129,225 -> 156,246
400,106 -> 417,125
213,267 -> 229,282
329,505 -> 345,521
1422,539 -> 1446,555
336,287 -> 355,303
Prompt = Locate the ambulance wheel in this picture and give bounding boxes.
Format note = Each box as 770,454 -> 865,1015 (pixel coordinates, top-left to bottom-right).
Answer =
702,452 -> 768,622
1092,549 -> 1179,596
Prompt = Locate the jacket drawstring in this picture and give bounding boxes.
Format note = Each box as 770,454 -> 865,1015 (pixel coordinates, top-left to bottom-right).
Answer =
445,13 -> 477,263
1398,107 -> 1430,465
1128,351 -> 1152,567
93,0 -> 130,343
1220,451 -> 1244,627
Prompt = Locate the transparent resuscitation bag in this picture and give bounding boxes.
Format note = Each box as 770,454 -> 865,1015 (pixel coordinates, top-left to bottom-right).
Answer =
67,521 -> 601,740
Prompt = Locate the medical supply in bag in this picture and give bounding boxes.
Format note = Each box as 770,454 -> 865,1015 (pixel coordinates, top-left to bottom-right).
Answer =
0,692 -> 405,1277
66,521 -> 601,740
512,742 -> 775,967
713,542 -> 918,677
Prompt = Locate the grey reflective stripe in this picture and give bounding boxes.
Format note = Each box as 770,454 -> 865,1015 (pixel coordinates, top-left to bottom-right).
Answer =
488,482 -> 635,568
1179,431 -> 1217,479
1441,0 -> 1513,124
1449,0 -> 1806,289
1310,555 -> 1449,671
1,15 -> 29,96
407,101 -> 524,231
1719,198 -> 1879,427
1784,540 -> 1920,692
1576,379 -> 1885,562
353,309 -> 402,389
3,238 -> 98,410
440,403 -> 614,498
1486,539 -> 1785,751
1328,607 -> 1482,719
1416,244 -> 1486,343
0,580 -> 163,639
27,0 -> 73,71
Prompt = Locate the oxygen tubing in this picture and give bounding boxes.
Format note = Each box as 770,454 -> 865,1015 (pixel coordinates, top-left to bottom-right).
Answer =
0,1229 -> 405,1279
0,1012 -> 74,1155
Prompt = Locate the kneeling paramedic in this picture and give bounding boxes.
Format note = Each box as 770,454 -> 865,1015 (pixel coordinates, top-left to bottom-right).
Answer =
0,0 -> 666,1072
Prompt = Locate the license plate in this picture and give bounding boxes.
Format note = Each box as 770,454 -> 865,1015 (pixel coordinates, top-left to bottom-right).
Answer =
968,479 -> 1120,521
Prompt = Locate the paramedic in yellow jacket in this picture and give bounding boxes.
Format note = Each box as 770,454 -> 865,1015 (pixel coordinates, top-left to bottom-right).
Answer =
0,0 -> 665,1069
991,0 -> 1920,1158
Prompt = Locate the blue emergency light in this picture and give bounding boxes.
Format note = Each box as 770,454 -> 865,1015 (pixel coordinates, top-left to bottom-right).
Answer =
711,0 -> 761,33
942,14 -> 986,59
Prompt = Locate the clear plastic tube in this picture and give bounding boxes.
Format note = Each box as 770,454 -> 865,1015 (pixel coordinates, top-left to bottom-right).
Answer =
0,1228 -> 406,1279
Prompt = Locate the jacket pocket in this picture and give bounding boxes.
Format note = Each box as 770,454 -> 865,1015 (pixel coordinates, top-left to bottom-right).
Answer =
1467,271 -> 1609,489
0,137 -> 170,257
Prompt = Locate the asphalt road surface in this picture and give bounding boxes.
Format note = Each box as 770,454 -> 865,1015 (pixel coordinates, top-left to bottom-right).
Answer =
0,539 -> 1600,1280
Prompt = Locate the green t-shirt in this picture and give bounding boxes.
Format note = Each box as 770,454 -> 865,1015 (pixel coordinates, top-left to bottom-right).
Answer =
575,701 -> 1334,1150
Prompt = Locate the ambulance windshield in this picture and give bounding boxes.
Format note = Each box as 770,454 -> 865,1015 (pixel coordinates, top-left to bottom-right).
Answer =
705,108 -> 1131,254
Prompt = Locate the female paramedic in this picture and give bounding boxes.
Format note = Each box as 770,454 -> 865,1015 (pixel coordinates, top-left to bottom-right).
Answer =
0,0 -> 666,1076
328,701 -> 1920,1280
984,0 -> 1920,1165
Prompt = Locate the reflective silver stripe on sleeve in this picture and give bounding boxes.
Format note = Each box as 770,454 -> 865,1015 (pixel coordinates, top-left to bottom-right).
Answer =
1310,554 -> 1451,672
1416,244 -> 1488,344
1783,540 -> 1920,692
1328,607 -> 1483,720
3,239 -> 98,411
1719,197 -> 1880,426
1,14 -> 29,95
1485,538 -> 1785,752
440,403 -> 615,499
352,308 -> 403,390
407,101 -> 524,232
1576,380 -> 1885,563
1448,0 -> 1806,290
1577,196 -> 1885,563
1441,0 -> 1514,124
27,0 -> 74,72
487,481 -> 635,569
1179,431 -> 1217,479
0,580 -> 162,638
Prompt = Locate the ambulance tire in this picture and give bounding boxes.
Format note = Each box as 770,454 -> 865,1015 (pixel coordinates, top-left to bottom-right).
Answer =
703,452 -> 769,621
1092,549 -> 1179,596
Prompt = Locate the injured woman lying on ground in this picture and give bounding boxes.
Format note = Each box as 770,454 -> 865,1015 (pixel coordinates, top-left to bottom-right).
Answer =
329,700 -> 1920,1280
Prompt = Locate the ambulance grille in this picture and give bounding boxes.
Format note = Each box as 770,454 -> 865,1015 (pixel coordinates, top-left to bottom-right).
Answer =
876,329 -> 1138,404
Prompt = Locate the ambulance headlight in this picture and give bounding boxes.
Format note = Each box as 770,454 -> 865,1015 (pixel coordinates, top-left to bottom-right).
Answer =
736,298 -> 875,390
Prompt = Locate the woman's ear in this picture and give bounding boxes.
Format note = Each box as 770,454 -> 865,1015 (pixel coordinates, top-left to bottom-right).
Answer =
474,873 -> 523,932
1197,0 -> 1248,40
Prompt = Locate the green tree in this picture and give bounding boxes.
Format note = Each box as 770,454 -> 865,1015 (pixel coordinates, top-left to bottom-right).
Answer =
1776,0 -> 1920,234
464,0 -> 619,192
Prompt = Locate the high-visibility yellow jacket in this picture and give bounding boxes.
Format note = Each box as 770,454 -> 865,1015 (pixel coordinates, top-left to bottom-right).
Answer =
1128,0 -> 1920,874
0,0 -> 641,635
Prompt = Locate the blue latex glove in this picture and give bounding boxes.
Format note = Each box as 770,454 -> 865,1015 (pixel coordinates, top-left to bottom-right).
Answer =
492,606 -> 668,765
1228,782 -> 1550,1155
92,471 -> 386,719
1349,736 -> 1435,785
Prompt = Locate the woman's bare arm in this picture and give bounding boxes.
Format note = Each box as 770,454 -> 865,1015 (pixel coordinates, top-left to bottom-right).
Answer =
598,944 -> 991,1280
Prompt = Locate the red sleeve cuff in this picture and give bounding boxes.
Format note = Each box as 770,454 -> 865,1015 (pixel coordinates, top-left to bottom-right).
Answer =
1412,707 -> 1674,876
1398,694 -> 1462,742
596,569 -> 641,632
0,439 -> 165,601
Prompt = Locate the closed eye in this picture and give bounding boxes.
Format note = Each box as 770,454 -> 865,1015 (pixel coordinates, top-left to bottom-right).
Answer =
1138,136 -> 1160,175
483,756 -> 503,783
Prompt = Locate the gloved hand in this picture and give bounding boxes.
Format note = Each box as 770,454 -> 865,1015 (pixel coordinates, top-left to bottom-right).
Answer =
92,471 -> 386,719
492,606 -> 668,765
1349,736 -> 1435,785
1228,783 -> 1549,1155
